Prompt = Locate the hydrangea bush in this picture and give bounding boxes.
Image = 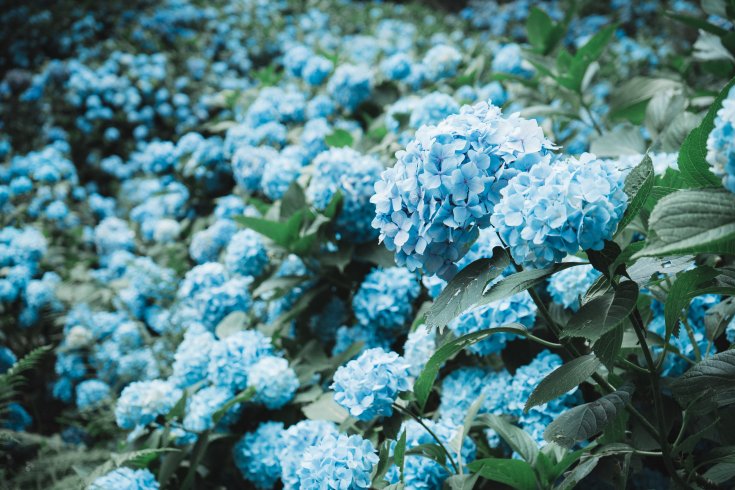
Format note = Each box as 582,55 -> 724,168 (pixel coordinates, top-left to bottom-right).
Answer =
3,1 -> 735,489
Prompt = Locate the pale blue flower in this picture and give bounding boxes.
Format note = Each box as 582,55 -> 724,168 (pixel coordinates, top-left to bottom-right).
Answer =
225,229 -> 268,277
89,468 -> 159,490
298,434 -> 378,490
279,420 -> 339,490
492,153 -> 628,268
547,263 -> 601,310
250,356 -> 299,409
332,347 -> 411,421
233,421 -> 285,489
706,86 -> 735,193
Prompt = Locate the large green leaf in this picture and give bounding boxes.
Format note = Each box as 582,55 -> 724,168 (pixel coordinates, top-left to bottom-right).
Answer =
474,262 -> 584,309
525,355 -> 601,412
543,385 -> 633,448
324,128 -> 354,148
616,155 -> 654,234
609,77 -> 682,121
634,188 -> 735,257
593,324 -> 624,369
413,323 -> 531,410
467,458 -> 538,490
425,249 -> 510,331
670,350 -> 735,408
477,414 -> 539,466
562,281 -> 638,342
664,266 -> 720,339
678,77 -> 735,187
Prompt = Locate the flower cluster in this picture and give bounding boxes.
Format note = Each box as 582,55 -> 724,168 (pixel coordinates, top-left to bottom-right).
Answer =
547,263 -> 601,310
332,348 -> 411,420
298,434 -> 379,490
352,267 -> 420,336
492,153 -> 629,268
371,100 -> 555,278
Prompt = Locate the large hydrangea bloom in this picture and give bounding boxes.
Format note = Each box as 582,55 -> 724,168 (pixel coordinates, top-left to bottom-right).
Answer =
207,330 -> 274,391
115,379 -> 182,430
706,86 -> 735,193
249,356 -> 299,409
233,421 -> 285,489
332,347 -> 411,421
298,434 -> 378,490
306,148 -> 384,243
492,153 -> 628,268
352,267 -> 420,335
279,420 -> 339,490
89,468 -> 159,490
371,100 -> 555,278
225,229 -> 269,277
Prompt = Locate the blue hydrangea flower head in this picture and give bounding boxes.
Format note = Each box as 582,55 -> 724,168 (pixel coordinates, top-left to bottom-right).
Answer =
547,263 -> 601,310
332,347 -> 411,420
352,267 -> 420,335
403,325 -> 436,377
183,385 -> 239,433
492,43 -> 534,78
372,100 -> 556,278
409,92 -> 460,129
422,44 -> 462,81
307,148 -> 384,243
89,468 -> 159,490
172,326 -> 216,387
232,145 -> 279,193
327,64 -> 373,110
706,87 -> 735,193
439,367 -> 512,426
193,276 -> 253,330
208,330 -> 274,390
261,154 -> 302,200
225,229 -> 269,277
75,379 -> 111,410
448,291 -> 536,355
491,153 -> 628,268
233,421 -> 285,489
298,433 -> 378,490
279,420 -> 339,490
115,379 -> 182,430
250,355 -> 299,409
94,217 -> 135,258
189,220 -> 238,264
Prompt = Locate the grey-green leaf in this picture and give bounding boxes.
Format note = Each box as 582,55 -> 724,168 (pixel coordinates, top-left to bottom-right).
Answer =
670,350 -> 735,409
467,458 -> 538,490
525,355 -> 602,412
543,385 -> 634,448
562,281 -> 638,342
475,262 -> 583,309
477,414 -> 539,466
616,155 -> 654,234
633,188 -> 735,257
425,249 -> 510,331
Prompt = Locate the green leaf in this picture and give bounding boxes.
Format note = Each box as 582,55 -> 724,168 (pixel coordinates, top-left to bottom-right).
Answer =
425,249 -> 510,331
406,443 -> 450,470
616,155 -> 654,234
413,323 -> 532,411
562,281 -> 638,342
526,7 -> 561,54
525,355 -> 602,412
678,77 -> 735,187
554,457 -> 600,490
236,212 -> 304,248
467,458 -> 538,490
586,240 -> 622,279
395,430 -> 407,482
609,77 -> 682,121
477,414 -> 539,466
475,262 -> 584,309
670,349 -> 735,408
302,392 -> 349,423
667,11 -> 729,36
214,311 -> 248,339
590,126 -> 646,157
664,266 -> 720,339
593,324 -> 624,369
705,297 -> 735,340
280,182 -> 307,219
543,385 -> 634,448
443,472 -> 483,490
634,188 -> 735,257
325,128 -> 354,148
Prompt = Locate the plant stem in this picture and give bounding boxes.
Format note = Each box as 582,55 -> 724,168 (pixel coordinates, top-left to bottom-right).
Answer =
393,404 -> 459,474
629,307 -> 689,489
